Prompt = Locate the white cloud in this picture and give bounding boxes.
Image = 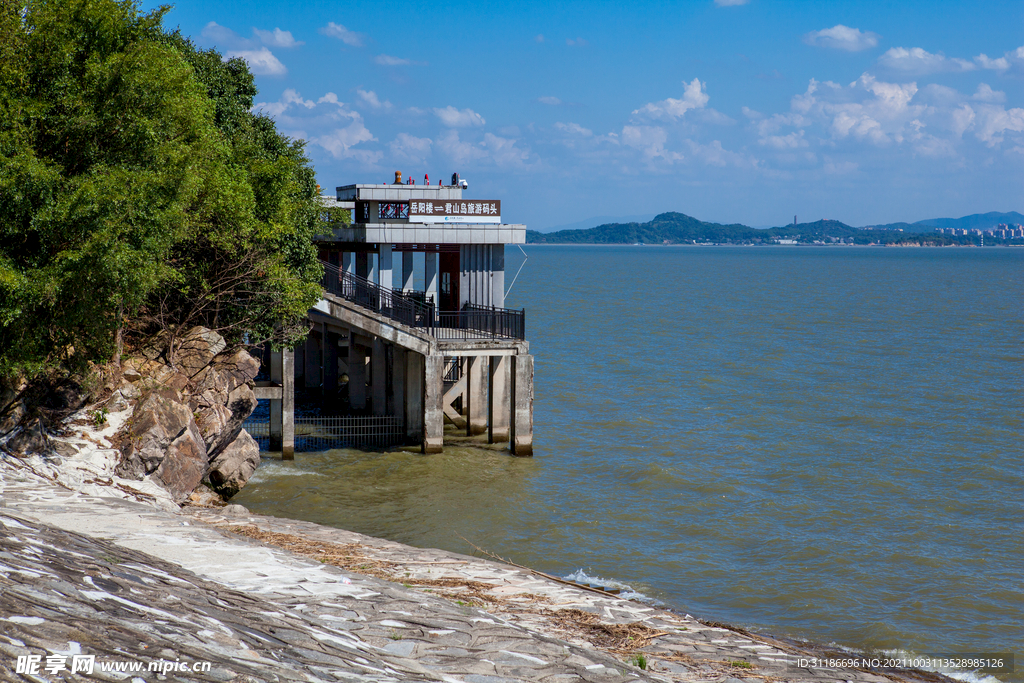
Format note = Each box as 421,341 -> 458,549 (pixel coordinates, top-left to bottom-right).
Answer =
254,88 -> 315,116
555,122 -> 593,136
537,96 -> 562,105
975,53 -> 1009,70
317,92 -> 343,106
714,0 -> 749,6
877,47 -> 975,74
435,130 -> 488,165
357,89 -> 392,109
388,133 -> 432,162
973,84 -> 1006,104
622,125 -> 678,161
534,34 -> 545,43
319,22 -> 363,47
566,37 -> 588,46
759,131 -> 809,149
253,27 -> 303,48
482,133 -> 530,167
803,25 -> 879,52
202,21 -> 245,46
225,47 -> 287,76
434,106 -> 486,127
375,54 -> 412,66
791,75 -> 925,147
972,104 -> 1024,147
633,78 -> 709,120
313,118 -> 380,162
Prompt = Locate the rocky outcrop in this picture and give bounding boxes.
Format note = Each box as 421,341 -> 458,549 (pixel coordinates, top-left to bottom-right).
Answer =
0,326 -> 263,503
112,327 -> 262,502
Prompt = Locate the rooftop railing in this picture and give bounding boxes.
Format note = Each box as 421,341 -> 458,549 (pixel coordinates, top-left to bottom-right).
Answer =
320,261 -> 525,340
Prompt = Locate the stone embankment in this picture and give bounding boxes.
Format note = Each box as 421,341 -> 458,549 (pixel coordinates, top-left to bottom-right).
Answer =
0,456 -> 953,683
0,326 -> 263,504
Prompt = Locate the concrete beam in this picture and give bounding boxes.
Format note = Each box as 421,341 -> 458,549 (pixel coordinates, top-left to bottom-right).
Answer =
315,294 -> 435,356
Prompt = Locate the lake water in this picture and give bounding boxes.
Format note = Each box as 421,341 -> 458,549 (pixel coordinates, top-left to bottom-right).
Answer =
235,246 -> 1023,680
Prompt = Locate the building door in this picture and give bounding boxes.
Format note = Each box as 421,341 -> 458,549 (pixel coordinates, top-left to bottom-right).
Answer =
439,251 -> 460,311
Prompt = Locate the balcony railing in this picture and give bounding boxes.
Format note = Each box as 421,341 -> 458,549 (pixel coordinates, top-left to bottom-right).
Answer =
320,261 -> 525,340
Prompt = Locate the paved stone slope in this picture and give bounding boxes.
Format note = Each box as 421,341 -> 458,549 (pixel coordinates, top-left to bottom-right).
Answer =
1,464 -> 952,683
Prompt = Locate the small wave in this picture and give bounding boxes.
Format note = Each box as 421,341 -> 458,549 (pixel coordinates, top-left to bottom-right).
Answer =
878,648 -> 1005,683
562,569 -> 659,605
248,462 -> 324,483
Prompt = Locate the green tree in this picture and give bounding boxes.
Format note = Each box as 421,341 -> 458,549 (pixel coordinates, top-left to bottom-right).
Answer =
0,0 -> 323,379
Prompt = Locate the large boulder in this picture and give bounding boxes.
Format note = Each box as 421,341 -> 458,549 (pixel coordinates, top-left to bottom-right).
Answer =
206,429 -> 260,499
174,327 -> 226,377
5,417 -> 49,456
116,388 -> 208,501
0,399 -> 27,437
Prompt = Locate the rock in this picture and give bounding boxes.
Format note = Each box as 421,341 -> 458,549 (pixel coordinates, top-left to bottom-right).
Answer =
5,418 -> 49,456
174,327 -> 226,377
0,399 -> 27,437
122,364 -> 143,382
104,389 -> 131,413
116,389 -> 207,494
206,429 -> 260,499
211,348 -> 261,392
187,484 -> 223,507
194,403 -> 232,451
223,503 -> 249,515
153,420 -> 208,502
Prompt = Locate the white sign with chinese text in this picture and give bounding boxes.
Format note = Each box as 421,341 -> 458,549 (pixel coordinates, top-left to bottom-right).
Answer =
409,200 -> 501,224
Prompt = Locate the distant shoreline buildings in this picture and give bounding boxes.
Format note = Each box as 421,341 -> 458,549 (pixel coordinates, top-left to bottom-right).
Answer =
937,224 -> 1024,239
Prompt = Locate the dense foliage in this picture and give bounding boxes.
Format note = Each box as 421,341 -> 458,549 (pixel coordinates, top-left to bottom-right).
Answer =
0,0 -> 326,379
527,212 -> 1010,246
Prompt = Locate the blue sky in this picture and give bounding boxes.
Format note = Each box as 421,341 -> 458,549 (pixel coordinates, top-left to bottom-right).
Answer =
152,0 -> 1024,230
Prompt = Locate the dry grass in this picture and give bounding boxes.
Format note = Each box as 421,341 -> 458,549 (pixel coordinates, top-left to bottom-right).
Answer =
550,608 -> 668,653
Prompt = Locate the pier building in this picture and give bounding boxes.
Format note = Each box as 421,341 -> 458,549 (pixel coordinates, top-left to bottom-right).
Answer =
257,173 -> 533,458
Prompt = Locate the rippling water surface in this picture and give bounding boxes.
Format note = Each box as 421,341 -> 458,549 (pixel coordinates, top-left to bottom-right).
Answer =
236,246 -> 1023,678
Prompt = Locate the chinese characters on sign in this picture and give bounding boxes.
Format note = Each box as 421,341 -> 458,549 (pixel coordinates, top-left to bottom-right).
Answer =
409,200 -> 501,224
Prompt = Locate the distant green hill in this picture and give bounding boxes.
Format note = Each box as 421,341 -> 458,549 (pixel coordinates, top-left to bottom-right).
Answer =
526,211 -> 1019,245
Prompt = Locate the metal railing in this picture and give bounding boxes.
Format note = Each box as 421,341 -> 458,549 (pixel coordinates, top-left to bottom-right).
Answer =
322,262 -> 436,330
244,416 -> 405,452
320,260 -> 526,340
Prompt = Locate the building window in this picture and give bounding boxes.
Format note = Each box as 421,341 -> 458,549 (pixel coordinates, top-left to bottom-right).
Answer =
379,202 -> 409,220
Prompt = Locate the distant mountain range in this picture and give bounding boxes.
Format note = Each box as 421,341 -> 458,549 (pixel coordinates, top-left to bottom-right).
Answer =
526,211 -> 1024,245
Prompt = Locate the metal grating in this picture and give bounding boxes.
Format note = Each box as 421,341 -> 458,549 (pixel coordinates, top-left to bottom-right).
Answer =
243,416 -> 405,452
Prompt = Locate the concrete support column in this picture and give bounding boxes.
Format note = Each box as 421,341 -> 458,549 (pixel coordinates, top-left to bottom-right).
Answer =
488,355 -> 511,443
491,245 -> 506,309
391,348 -> 406,420
304,330 -> 320,389
281,348 -> 294,460
510,354 -> 534,456
401,252 -> 415,292
371,339 -> 387,415
268,348 -> 295,459
423,354 -> 444,453
269,348 -> 282,452
378,244 -> 392,291
466,355 -> 489,436
406,352 -> 424,441
323,329 -> 339,397
424,252 -> 438,311
348,340 -> 366,411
